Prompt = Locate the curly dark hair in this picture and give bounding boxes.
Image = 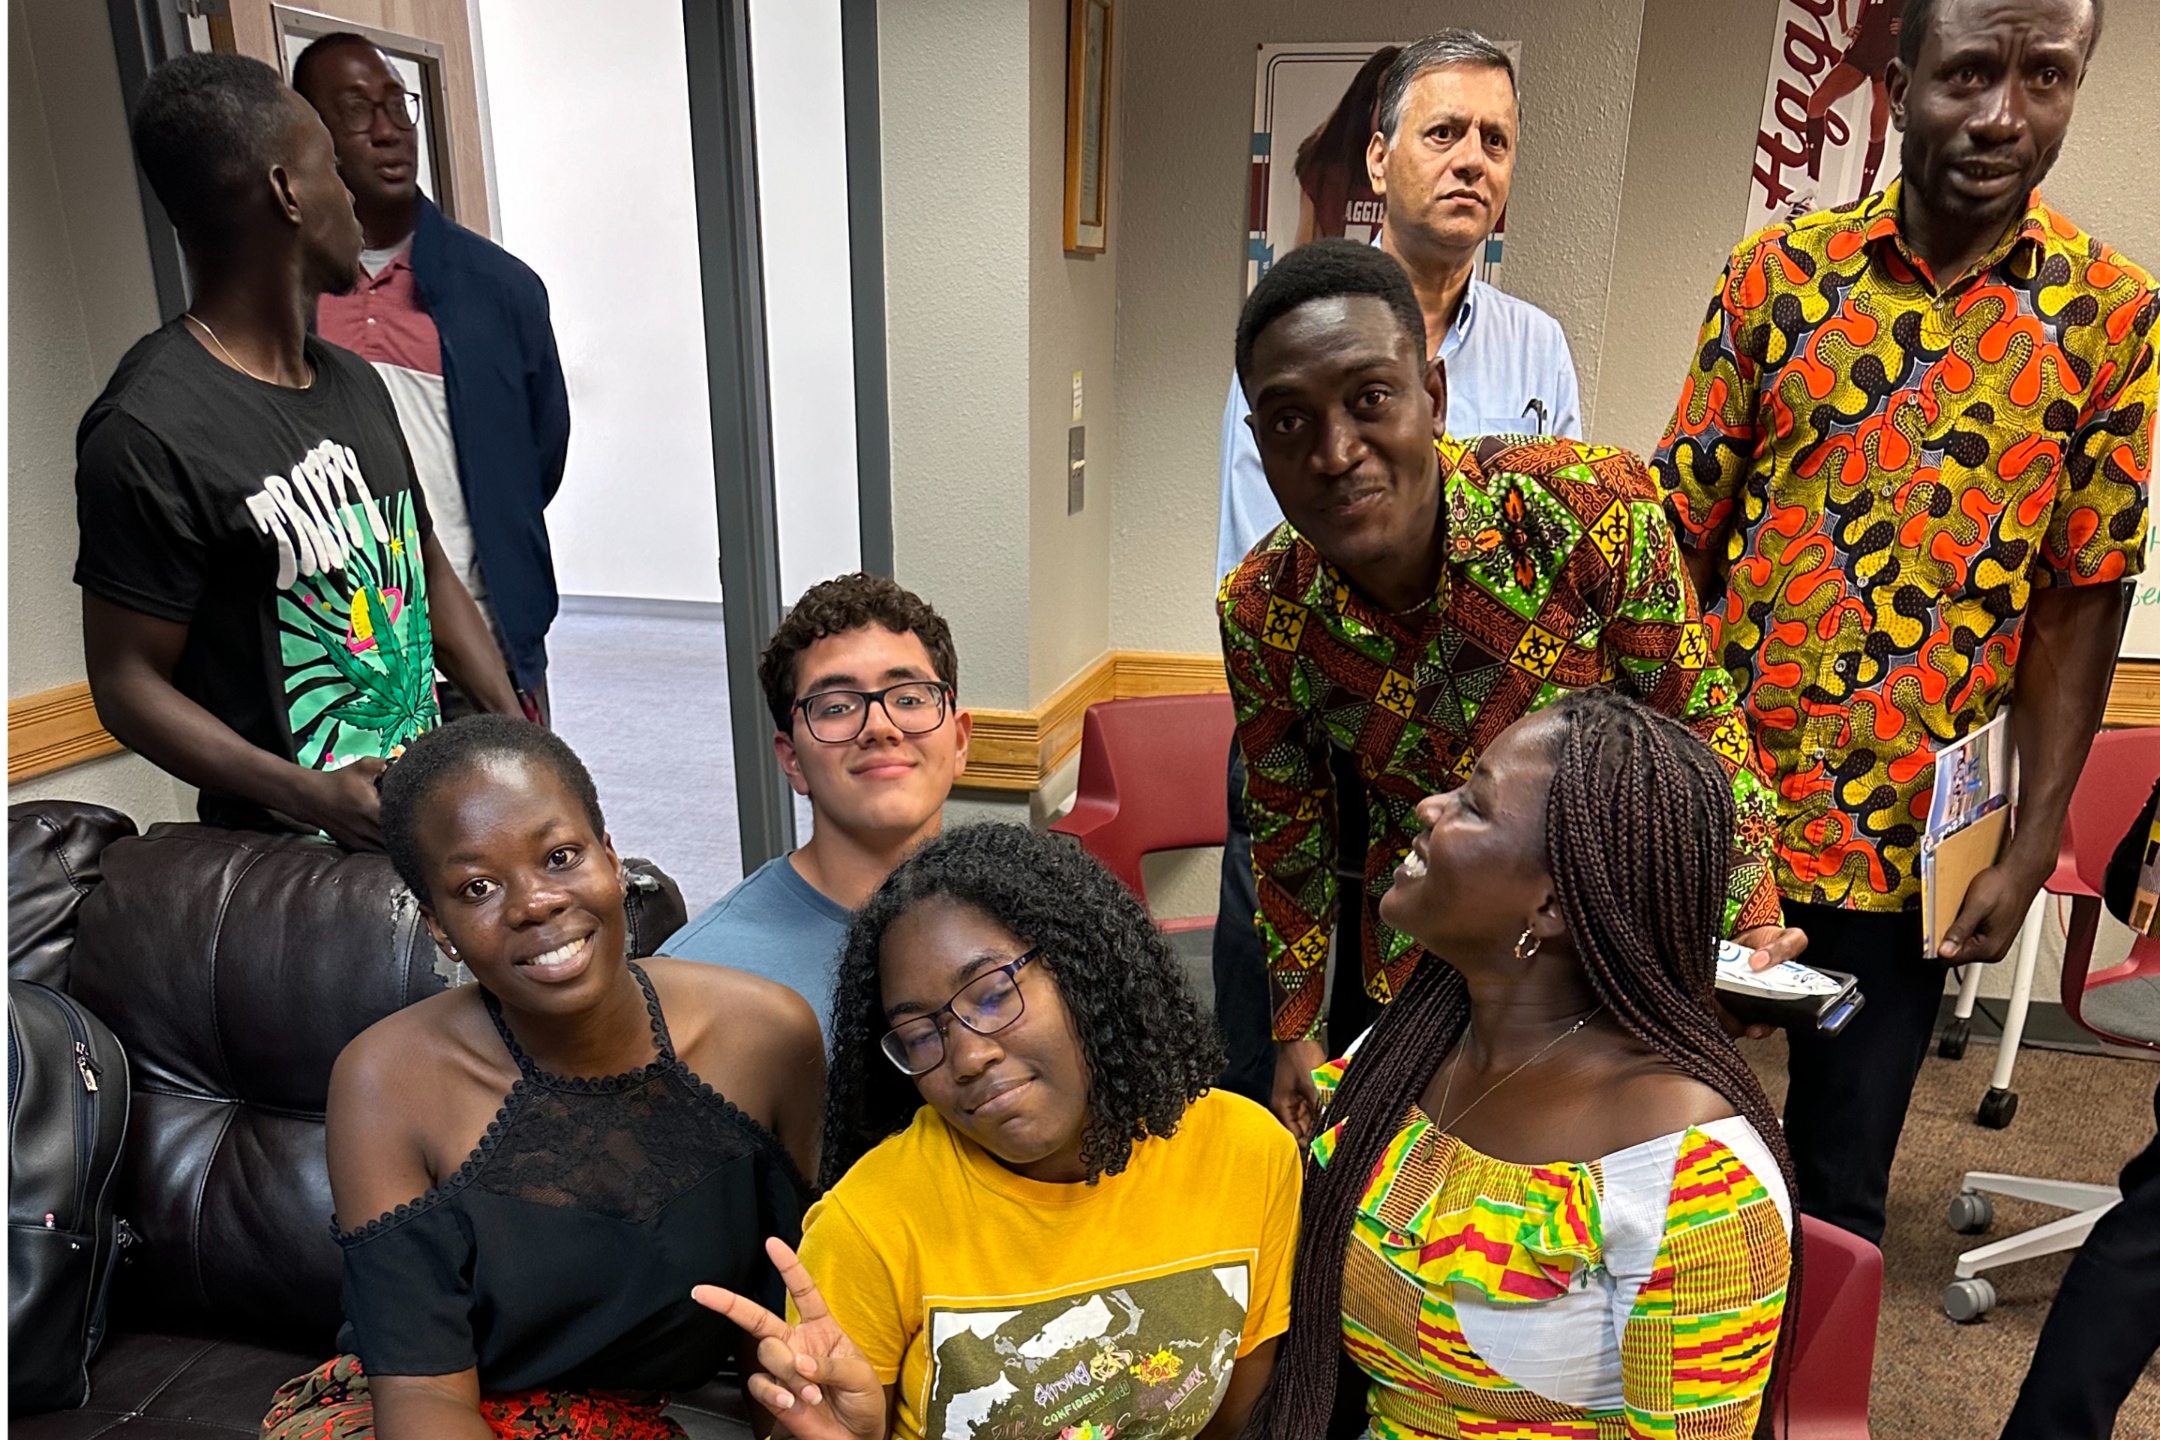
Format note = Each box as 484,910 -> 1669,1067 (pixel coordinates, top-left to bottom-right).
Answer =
821,823 -> 1222,1188
379,715 -> 605,904
759,574 -> 959,733
1235,238 -> 1425,386
1242,690 -> 1800,1438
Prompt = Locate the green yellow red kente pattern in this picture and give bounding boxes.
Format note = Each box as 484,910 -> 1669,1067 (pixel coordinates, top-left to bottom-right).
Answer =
1656,183 -> 2156,911
1310,1060 -> 1790,1439
1220,435 -> 1780,1043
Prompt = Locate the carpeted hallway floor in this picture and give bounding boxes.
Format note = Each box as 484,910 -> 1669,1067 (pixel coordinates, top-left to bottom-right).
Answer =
1743,1034 -> 2159,1438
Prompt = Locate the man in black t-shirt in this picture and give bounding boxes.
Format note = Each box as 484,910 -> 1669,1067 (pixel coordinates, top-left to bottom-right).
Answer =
75,53 -> 520,847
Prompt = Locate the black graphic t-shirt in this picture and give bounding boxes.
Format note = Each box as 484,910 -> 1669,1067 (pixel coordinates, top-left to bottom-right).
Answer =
74,322 -> 441,829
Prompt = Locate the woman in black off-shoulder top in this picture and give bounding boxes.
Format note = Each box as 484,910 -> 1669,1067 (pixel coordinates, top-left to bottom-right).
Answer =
262,716 -> 825,1440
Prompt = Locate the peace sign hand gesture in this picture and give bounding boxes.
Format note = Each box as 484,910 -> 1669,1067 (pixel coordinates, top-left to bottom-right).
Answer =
692,1237 -> 888,1440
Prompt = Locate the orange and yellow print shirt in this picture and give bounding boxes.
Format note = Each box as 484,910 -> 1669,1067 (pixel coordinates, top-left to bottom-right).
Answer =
1656,183 -> 2156,912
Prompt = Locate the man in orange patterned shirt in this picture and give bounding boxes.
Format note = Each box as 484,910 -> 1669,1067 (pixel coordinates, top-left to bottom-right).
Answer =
1654,0 -> 2154,1244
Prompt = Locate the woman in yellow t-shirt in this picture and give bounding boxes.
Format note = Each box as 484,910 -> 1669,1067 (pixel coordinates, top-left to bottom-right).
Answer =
695,824 -> 1301,1440
1243,691 -> 1798,1440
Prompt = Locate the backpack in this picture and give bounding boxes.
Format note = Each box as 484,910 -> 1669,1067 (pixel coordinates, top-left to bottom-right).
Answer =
8,980 -> 132,1415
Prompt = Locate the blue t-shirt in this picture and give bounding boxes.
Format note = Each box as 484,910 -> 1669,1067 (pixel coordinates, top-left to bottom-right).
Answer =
662,855 -> 851,1036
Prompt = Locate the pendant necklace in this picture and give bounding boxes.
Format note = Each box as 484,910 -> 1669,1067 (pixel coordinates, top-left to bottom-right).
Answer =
1434,1004 -> 1603,1130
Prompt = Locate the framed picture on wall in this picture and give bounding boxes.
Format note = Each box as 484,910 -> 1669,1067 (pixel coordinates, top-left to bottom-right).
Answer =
1064,0 -> 1112,253
271,6 -> 460,223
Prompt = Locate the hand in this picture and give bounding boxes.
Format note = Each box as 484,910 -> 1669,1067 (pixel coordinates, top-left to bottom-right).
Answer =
295,757 -> 386,851
693,1238 -> 887,1440
1270,1038 -> 1327,1142
1713,924 -> 1808,1040
1940,862 -> 2045,964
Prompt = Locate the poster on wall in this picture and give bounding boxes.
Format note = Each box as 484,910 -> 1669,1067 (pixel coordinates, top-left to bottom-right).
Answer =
1742,0 -> 1904,234
2122,568 -> 2160,658
1246,41 -> 1520,292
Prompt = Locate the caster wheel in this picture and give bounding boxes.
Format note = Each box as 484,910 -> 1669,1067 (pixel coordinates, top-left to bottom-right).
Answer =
1947,1191 -> 1995,1234
1944,1276 -> 1997,1322
1978,1087 -> 2019,1129
1938,1018 -> 1971,1060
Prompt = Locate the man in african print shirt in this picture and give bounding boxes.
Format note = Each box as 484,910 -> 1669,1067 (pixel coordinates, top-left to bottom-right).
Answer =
1654,0 -> 2155,1244
1222,239 -> 1800,1141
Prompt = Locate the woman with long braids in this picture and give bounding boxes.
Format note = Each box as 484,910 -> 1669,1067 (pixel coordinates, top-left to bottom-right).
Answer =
694,824 -> 1301,1440
1244,690 -> 1796,1440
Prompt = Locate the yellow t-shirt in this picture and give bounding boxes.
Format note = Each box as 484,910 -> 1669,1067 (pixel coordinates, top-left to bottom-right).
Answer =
797,1088 -> 1301,1440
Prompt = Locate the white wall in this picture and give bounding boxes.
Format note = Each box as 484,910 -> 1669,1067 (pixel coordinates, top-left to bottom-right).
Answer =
7,0 -> 195,824
476,0 -> 721,603
749,0 -> 862,604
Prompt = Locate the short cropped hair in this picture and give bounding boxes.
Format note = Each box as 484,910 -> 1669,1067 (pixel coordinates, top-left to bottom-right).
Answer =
1235,238 -> 1426,385
380,716 -> 607,904
758,573 -> 959,733
1898,0 -> 2104,68
131,52 -> 295,246
290,31 -> 381,104
1376,29 -> 1516,141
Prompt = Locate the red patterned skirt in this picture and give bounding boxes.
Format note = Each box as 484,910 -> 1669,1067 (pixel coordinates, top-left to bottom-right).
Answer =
261,1355 -> 685,1439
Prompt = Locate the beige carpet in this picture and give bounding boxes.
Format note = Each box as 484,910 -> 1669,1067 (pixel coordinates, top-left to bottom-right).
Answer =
1742,1035 -> 2160,1438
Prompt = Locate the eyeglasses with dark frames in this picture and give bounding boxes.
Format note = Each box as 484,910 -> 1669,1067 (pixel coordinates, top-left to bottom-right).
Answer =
880,948 -> 1039,1076
794,681 -> 953,744
329,88 -> 422,135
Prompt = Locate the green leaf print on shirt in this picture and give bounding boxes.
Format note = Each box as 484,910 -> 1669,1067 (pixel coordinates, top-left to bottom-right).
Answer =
275,486 -> 439,770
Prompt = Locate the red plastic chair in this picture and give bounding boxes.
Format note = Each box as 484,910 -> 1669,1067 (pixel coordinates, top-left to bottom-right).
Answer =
1773,1215 -> 1883,1438
1049,694 -> 1236,930
2052,728 -> 2160,1044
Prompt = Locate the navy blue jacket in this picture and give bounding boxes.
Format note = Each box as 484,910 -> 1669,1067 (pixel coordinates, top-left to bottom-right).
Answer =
409,197 -> 569,691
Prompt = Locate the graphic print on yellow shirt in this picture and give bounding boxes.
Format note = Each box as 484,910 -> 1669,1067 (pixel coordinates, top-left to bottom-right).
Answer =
796,1089 -> 1301,1440
922,1258 -> 1254,1439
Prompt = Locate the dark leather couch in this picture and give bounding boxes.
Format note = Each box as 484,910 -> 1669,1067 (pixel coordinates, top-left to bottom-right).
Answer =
8,800 -> 751,1438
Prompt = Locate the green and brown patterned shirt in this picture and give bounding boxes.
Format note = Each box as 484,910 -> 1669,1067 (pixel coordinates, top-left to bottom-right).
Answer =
1656,184 -> 2155,912
1221,434 -> 1781,1042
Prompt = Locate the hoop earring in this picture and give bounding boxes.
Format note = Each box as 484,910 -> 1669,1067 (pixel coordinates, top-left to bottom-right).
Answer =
1514,927 -> 1541,962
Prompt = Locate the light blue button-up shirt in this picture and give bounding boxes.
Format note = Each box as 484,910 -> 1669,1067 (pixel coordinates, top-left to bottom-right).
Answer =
1215,276 -> 1584,578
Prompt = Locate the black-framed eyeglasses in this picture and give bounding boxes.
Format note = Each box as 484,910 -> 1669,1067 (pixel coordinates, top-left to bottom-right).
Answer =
795,681 -> 952,744
330,89 -> 422,135
880,949 -> 1039,1076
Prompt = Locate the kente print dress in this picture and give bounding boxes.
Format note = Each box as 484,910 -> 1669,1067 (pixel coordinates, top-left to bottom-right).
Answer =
1311,1060 -> 1793,1439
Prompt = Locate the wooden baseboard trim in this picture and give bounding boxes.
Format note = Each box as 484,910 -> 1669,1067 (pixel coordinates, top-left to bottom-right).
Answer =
2105,658 -> 2160,727
958,650 -> 1228,792
9,653 -> 2146,792
8,682 -> 123,784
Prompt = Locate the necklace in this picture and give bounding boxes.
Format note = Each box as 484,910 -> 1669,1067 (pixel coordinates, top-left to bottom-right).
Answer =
186,313 -> 300,388
1434,1005 -> 1603,1131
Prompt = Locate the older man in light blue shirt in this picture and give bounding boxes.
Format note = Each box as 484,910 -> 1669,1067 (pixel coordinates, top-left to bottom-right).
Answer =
1210,30 -> 1586,1126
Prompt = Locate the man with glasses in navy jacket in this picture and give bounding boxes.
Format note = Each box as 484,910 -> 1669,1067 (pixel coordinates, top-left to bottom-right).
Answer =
297,32 -> 569,723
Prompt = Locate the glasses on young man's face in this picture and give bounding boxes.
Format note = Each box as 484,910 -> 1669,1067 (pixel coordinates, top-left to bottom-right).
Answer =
794,681 -> 952,744
880,949 -> 1039,1076
329,88 -> 422,135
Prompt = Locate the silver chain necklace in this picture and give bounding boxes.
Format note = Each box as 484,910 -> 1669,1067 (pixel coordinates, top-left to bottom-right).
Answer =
1434,1005 -> 1603,1130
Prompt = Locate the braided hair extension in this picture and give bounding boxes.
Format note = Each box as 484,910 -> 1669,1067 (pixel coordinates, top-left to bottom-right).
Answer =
818,823 -> 1223,1189
1240,691 -> 1798,1439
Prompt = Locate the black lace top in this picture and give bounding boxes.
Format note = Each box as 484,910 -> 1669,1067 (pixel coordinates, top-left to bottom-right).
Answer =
334,964 -> 808,1392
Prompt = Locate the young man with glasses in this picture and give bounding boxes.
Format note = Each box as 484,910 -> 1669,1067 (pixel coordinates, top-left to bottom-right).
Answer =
663,574 -> 971,1034
296,33 -> 569,723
